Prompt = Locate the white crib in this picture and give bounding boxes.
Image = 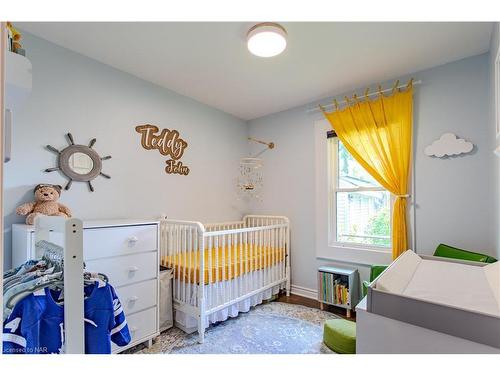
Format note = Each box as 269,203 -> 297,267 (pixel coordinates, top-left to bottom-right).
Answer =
160,215 -> 290,343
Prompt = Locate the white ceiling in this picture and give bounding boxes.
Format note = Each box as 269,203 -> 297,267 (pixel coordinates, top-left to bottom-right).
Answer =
19,22 -> 493,120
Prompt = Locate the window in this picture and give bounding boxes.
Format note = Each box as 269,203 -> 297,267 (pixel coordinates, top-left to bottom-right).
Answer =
328,134 -> 392,249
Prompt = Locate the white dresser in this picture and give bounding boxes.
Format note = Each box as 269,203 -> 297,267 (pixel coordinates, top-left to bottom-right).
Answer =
12,219 -> 161,353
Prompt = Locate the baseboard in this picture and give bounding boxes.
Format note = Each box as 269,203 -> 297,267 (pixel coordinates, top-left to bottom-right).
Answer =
290,284 -> 318,300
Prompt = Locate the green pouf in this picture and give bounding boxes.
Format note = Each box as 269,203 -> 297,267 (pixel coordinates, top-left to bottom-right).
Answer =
323,319 -> 356,354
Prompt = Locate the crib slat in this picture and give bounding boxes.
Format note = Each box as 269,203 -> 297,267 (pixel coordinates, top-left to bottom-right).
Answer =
259,226 -> 262,288
183,227 -> 187,304
244,231 -> 248,295
235,234 -> 241,298
239,231 -> 243,297
222,234 -> 226,304
175,225 -> 182,299
250,229 -> 255,295
228,232 -> 232,301
280,229 -> 286,279
208,236 -> 212,308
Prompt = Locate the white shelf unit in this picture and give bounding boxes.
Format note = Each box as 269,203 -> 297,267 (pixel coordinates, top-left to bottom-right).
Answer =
5,50 -> 32,162
318,265 -> 359,318
6,50 -> 32,109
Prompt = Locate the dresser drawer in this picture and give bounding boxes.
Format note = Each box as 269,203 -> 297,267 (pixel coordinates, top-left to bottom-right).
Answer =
84,224 -> 158,260
116,279 -> 157,316
112,306 -> 157,353
85,251 -> 157,287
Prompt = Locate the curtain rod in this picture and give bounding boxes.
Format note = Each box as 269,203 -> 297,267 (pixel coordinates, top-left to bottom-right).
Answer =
307,80 -> 422,114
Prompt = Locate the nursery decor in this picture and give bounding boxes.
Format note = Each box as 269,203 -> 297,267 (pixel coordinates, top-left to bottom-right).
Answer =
237,137 -> 274,200
44,133 -> 112,192
16,184 -> 72,225
424,133 -> 474,157
237,157 -> 264,200
135,124 -> 190,175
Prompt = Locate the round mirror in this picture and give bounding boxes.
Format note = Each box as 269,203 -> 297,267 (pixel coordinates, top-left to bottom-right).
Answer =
45,133 -> 111,192
69,152 -> 94,175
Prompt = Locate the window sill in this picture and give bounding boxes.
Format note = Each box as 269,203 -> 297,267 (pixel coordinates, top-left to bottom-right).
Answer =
316,244 -> 392,266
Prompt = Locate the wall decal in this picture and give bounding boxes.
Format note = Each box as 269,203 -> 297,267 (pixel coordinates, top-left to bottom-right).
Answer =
424,133 -> 474,158
135,124 -> 190,175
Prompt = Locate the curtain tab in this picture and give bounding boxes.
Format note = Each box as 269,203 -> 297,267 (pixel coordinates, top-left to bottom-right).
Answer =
407,78 -> 414,88
392,79 -> 400,93
364,87 -> 370,99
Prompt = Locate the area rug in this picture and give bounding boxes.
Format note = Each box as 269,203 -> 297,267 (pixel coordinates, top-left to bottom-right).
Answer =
126,302 -> 337,354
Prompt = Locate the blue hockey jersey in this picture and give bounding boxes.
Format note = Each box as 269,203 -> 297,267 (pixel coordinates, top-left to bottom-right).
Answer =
2,281 -> 131,354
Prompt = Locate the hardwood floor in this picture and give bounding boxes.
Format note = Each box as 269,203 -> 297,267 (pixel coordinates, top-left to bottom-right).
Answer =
276,293 -> 356,321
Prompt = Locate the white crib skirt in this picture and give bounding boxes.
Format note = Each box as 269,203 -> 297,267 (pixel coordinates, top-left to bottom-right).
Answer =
174,263 -> 285,332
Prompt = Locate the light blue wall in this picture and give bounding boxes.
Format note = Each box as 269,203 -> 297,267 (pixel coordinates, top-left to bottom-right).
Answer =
4,31 -> 497,288
248,53 -> 496,291
3,32 -> 249,269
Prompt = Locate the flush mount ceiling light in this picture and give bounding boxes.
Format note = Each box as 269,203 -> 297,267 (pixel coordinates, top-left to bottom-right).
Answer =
247,22 -> 287,57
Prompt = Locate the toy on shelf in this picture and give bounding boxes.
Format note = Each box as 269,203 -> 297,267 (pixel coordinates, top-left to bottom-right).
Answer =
16,184 -> 72,225
6,22 -> 25,56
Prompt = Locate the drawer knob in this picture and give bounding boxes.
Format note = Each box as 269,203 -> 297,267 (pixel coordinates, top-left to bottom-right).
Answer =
128,266 -> 139,273
127,236 -> 139,246
127,296 -> 139,303
130,326 -> 138,333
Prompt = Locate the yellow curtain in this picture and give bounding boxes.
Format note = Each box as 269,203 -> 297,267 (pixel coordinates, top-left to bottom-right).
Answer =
322,83 -> 413,259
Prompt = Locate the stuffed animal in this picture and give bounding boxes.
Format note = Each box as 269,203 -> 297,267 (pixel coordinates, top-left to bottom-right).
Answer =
16,184 -> 72,225
6,22 -> 23,54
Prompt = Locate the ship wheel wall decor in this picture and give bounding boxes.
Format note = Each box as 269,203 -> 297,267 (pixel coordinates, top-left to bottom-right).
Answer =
45,133 -> 112,192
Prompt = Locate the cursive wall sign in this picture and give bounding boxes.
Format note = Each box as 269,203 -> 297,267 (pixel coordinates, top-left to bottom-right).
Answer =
135,124 -> 190,175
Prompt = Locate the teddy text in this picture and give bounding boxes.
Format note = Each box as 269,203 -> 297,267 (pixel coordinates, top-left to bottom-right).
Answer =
135,124 -> 188,160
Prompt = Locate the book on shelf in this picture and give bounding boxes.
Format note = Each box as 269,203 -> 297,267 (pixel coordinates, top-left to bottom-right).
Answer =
318,270 -> 350,306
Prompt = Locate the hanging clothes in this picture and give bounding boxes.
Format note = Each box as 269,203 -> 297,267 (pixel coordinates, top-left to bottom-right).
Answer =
3,280 -> 131,354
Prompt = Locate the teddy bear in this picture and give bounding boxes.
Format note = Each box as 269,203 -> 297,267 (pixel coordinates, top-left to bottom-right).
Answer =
16,184 -> 73,225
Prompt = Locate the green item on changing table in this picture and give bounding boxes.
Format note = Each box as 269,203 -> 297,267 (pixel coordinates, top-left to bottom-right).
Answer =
362,264 -> 388,297
434,243 -> 497,264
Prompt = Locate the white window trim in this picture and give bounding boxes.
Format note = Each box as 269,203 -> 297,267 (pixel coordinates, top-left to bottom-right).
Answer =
315,119 -> 393,265
328,136 -> 393,251
495,26 -> 500,138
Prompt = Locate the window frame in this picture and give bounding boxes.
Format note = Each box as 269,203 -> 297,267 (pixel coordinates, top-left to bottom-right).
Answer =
495,31 -> 500,138
327,136 -> 393,252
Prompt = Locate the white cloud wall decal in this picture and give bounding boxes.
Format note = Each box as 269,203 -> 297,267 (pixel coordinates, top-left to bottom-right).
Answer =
424,133 -> 474,158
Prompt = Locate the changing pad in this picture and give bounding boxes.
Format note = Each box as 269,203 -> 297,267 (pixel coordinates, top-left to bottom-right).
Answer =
402,259 -> 500,316
375,250 -> 500,317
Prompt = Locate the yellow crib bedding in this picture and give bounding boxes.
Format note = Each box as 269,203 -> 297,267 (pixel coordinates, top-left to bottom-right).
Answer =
162,245 -> 286,285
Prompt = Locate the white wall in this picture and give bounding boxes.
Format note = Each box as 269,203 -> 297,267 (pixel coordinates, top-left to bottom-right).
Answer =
248,53 -> 496,293
3,32 -> 249,269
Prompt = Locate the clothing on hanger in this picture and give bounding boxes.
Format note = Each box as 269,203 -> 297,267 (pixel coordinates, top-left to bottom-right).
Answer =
3,245 -> 128,354
3,280 -> 131,354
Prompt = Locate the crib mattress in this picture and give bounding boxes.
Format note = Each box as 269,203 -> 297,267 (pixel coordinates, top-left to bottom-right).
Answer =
162,245 -> 286,284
